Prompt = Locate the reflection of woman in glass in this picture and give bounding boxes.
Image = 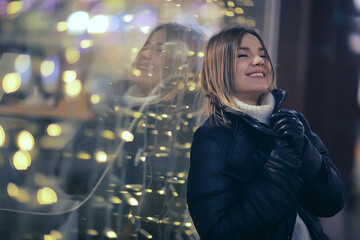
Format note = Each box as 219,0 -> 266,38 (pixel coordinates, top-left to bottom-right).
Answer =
117,23 -> 205,240
187,26 -> 345,240
57,23 -> 204,240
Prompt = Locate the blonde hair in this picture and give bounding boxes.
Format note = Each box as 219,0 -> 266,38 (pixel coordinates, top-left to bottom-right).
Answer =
201,26 -> 276,123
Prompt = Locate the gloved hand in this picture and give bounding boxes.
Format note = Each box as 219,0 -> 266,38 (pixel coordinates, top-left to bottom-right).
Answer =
269,139 -> 302,171
270,110 -> 305,156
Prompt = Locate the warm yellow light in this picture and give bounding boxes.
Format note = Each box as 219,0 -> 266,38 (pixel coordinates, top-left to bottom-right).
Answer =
235,7 -> 244,14
37,187 -> 58,205
15,54 -> 31,73
106,231 -> 117,239
102,130 -> 115,140
90,94 -> 101,104
88,15 -> 110,34
174,221 -> 181,226
123,14 -> 134,22
64,79 -> 82,97
65,47 -> 80,64
187,51 -> 195,56
95,151 -> 107,162
80,39 -> 93,48
246,19 -> 256,27
44,235 -> 56,240
139,229 -> 153,239
184,222 -> 192,227
2,73 -> 21,94
120,130 -> 134,142
62,70 -> 77,83
7,1 -> 23,15
157,190 -> 165,195
17,188 -> 30,203
87,229 -> 99,236
7,182 -> 19,197
132,69 -> 141,77
244,0 -> 254,7
47,123 -> 62,137
50,230 -> 62,239
225,10 -> 235,17
0,125 -> 6,147
140,26 -> 150,34
41,60 -> 55,77
77,151 -> 91,160
128,197 -> 138,206
17,130 -> 35,151
57,21 -> 67,32
110,196 -> 122,204
13,151 -> 31,170
227,1 -> 235,7
197,52 -> 205,57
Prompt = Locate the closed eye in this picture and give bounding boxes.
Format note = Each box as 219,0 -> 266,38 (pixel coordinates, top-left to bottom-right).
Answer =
237,54 -> 248,58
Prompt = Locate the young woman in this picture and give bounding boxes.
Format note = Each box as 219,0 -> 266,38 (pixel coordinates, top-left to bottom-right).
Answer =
187,26 -> 345,240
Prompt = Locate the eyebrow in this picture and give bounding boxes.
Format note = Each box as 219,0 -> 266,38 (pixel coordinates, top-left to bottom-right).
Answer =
238,47 -> 265,51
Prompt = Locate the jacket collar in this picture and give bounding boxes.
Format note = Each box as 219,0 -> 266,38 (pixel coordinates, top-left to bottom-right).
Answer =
216,89 -> 288,135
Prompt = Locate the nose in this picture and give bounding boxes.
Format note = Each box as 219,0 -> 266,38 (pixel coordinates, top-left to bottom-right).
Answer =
138,48 -> 152,60
252,55 -> 265,66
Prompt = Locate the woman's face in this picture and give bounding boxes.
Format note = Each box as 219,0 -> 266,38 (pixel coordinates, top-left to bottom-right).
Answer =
233,33 -> 272,105
133,29 -> 166,92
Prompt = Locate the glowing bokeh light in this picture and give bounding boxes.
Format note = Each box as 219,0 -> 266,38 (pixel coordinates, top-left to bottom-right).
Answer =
110,196 -> 122,204
2,73 -> 21,93
40,60 -> 55,77
0,125 -> 6,147
17,188 -> 30,203
67,11 -> 90,35
65,47 -> 80,64
17,130 -> 35,151
15,54 -> 31,73
90,94 -> 101,104
50,230 -> 62,239
13,151 -> 31,170
7,1 -> 23,15
64,79 -> 82,97
47,123 -> 62,137
80,39 -> 93,49
40,56 -> 60,93
7,182 -> 19,197
123,14 -> 134,22
120,130 -> 134,142
37,187 -> 58,205
95,151 -> 107,162
88,15 -> 110,34
128,197 -> 138,206
132,69 -> 141,77
106,231 -> 117,239
44,235 -> 56,240
57,21 -> 67,32
62,70 -> 77,83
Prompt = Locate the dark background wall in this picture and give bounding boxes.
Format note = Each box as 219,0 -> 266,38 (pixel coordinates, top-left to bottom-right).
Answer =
277,0 -> 358,195
277,0 -> 360,238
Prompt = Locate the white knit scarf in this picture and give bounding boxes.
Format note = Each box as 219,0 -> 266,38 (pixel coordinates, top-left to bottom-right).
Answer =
232,93 -> 275,125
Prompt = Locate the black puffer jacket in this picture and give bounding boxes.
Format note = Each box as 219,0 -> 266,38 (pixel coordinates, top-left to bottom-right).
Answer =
187,89 -> 345,240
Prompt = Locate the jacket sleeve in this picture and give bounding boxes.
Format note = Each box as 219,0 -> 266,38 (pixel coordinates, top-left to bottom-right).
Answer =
187,125 -> 302,240
295,111 -> 345,217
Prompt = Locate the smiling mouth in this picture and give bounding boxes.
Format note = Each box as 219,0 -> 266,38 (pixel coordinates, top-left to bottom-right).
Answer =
248,73 -> 265,78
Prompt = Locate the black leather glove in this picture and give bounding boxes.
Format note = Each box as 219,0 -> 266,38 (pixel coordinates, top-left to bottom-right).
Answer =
270,110 -> 305,156
269,139 -> 302,171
